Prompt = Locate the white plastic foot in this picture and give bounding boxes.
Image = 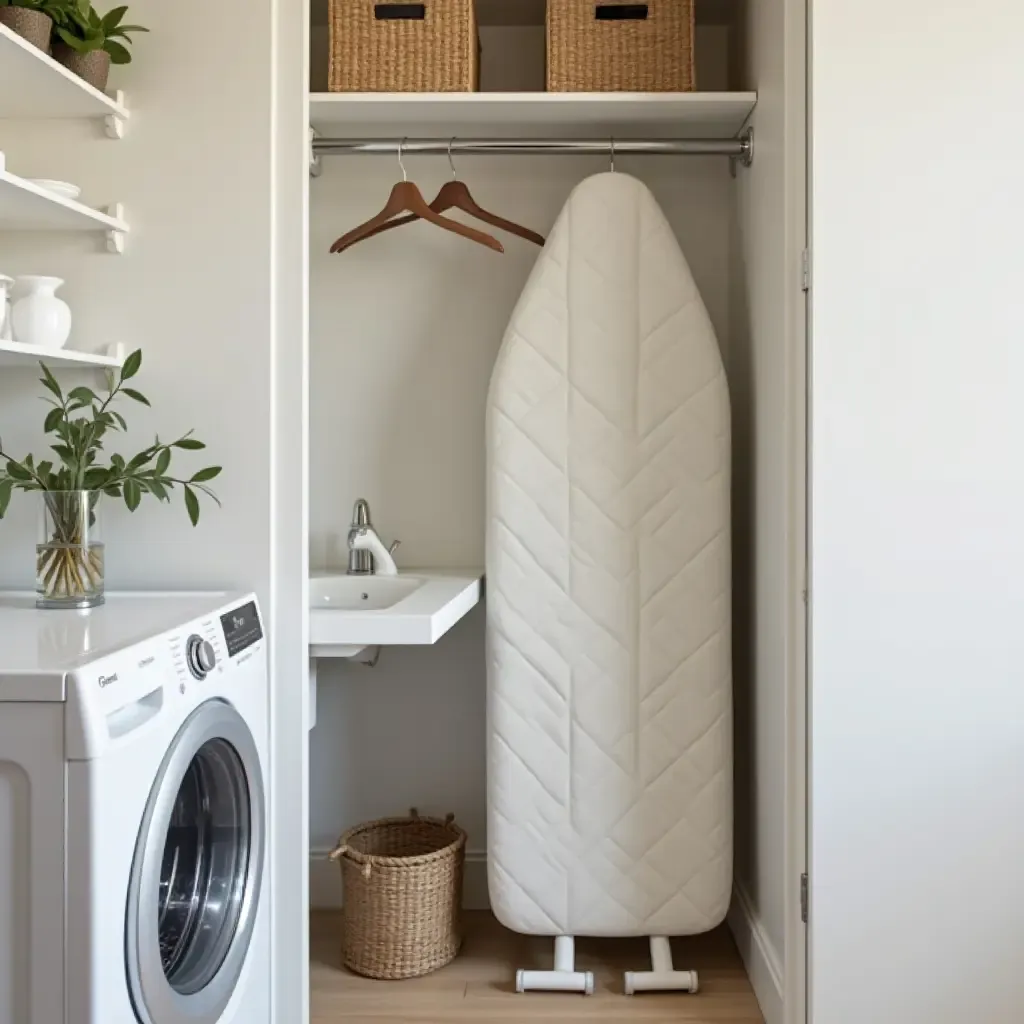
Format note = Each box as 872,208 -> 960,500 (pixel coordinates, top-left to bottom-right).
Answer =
516,936 -> 594,995
624,936 -> 698,995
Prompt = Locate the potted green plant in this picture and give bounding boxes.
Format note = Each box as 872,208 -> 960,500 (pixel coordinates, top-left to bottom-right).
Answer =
0,0 -> 69,53
0,350 -> 221,609
53,1 -> 147,91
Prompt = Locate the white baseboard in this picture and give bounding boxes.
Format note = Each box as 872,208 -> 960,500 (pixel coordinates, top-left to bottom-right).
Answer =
727,882 -> 784,1024
310,848 -> 490,911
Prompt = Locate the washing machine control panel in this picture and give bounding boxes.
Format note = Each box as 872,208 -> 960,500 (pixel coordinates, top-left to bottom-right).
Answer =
185,635 -> 217,679
220,600 -> 263,658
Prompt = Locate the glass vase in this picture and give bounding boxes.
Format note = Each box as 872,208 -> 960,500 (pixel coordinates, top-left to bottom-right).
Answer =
36,491 -> 105,609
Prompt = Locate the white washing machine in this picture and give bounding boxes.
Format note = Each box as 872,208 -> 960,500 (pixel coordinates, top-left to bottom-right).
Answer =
0,591 -> 270,1024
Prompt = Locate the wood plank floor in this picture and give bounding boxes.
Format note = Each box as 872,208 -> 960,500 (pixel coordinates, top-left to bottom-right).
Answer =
311,910 -> 765,1023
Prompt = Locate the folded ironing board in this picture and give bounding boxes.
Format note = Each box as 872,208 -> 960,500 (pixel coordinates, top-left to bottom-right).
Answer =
485,172 -> 732,995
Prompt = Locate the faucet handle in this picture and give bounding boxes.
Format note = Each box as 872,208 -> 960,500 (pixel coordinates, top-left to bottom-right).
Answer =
388,538 -> 401,556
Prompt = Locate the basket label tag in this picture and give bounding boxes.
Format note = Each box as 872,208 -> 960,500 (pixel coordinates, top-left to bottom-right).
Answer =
375,3 -> 426,18
594,3 -> 649,19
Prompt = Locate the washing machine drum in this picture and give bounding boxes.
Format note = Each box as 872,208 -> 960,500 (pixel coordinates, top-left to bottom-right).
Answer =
126,699 -> 265,1024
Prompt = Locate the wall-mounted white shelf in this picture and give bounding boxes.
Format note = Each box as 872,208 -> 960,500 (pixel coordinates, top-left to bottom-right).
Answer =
0,340 -> 122,370
0,165 -> 127,252
0,24 -> 127,135
309,92 -> 756,139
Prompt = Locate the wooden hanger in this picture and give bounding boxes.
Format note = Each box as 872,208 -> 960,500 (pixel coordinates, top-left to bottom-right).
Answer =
330,140 -> 504,255
335,140 -> 546,250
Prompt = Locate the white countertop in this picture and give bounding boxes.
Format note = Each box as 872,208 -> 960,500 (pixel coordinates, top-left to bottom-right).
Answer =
0,591 -> 233,700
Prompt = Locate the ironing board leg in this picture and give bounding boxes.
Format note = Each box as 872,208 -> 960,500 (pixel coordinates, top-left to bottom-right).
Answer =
624,936 -> 699,995
516,935 -> 595,994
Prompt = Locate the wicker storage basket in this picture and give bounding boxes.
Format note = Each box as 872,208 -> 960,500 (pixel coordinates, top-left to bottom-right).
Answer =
329,810 -> 467,979
328,0 -> 478,92
546,0 -> 695,92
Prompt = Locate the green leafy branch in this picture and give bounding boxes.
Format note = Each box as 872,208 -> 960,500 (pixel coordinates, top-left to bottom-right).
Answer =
0,348 -> 220,527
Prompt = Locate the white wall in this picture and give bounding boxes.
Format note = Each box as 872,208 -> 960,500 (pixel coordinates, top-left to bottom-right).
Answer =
0,4 -> 273,594
810,3 -> 1024,1022
0,1 -> 308,1019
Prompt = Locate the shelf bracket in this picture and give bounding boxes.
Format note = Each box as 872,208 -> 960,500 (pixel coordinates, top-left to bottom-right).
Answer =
105,203 -> 126,254
730,127 -> 754,178
103,90 -> 128,140
104,342 -> 126,365
309,126 -> 322,178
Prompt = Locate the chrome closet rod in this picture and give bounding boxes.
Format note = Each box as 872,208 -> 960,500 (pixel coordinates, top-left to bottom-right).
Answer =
312,133 -> 753,164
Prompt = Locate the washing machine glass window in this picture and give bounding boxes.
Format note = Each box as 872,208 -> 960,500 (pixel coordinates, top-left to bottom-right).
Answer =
126,699 -> 266,1024
159,736 -> 249,991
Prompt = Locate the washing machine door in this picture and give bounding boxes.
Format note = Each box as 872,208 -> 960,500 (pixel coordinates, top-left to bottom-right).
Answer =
125,699 -> 265,1024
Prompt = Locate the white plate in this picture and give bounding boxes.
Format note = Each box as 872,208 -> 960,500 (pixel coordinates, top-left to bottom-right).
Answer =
28,179 -> 81,201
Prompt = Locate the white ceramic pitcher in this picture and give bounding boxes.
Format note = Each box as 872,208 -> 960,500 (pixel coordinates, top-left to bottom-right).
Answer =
12,275 -> 71,350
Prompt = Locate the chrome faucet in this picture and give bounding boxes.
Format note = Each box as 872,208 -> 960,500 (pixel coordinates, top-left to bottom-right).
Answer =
346,498 -> 401,576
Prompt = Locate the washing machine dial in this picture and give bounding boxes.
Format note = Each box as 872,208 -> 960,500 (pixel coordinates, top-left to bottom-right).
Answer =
186,635 -> 217,679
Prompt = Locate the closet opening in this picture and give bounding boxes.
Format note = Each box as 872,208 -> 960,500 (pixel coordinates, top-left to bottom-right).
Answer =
305,0 -> 806,1021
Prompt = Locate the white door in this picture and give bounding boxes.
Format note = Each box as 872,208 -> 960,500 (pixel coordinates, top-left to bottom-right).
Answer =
809,2 -> 1024,1022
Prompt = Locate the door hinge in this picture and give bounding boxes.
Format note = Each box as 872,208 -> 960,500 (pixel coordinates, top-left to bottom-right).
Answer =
800,873 -> 808,923
801,249 -> 810,292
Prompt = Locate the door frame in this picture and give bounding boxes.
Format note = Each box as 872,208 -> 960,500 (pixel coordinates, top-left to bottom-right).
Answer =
269,0 -> 312,1017
784,0 -> 810,1018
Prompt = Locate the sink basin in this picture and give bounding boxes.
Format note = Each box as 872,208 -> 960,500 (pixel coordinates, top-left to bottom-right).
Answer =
308,569 -> 483,656
310,575 -> 423,611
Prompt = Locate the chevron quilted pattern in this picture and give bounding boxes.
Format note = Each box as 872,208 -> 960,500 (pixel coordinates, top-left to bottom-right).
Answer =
485,173 -> 732,938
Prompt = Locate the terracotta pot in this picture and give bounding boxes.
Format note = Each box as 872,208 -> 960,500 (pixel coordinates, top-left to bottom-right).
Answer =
0,7 -> 53,52
52,44 -> 110,92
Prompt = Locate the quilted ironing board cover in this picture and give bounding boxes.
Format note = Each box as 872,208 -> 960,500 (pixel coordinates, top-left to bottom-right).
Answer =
485,172 -> 732,937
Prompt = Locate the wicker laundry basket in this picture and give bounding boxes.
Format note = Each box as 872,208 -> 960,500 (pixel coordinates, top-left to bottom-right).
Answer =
328,0 -> 478,92
546,0 -> 696,92
329,810 -> 467,979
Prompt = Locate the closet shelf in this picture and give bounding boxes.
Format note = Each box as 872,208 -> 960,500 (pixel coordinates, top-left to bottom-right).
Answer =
0,24 -> 128,132
0,166 -> 127,251
309,92 -> 757,140
0,340 -> 123,370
